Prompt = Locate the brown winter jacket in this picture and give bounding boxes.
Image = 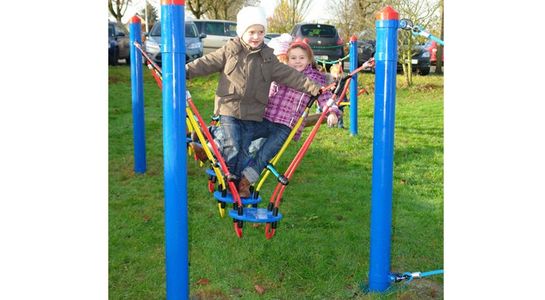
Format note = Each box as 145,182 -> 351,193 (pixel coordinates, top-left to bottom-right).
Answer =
185,38 -> 322,122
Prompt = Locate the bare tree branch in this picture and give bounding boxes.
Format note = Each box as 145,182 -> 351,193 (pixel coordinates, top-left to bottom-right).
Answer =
108,0 -> 132,25
268,0 -> 311,33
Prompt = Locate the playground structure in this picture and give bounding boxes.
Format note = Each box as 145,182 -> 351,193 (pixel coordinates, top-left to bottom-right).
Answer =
127,3 -> 443,299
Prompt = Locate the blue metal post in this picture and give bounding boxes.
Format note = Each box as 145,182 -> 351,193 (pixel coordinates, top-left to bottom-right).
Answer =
161,0 -> 188,299
368,6 -> 399,292
349,35 -> 358,136
129,16 -> 146,173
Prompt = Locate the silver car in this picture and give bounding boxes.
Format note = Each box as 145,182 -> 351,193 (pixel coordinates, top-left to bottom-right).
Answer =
193,20 -> 237,55
144,21 -> 206,66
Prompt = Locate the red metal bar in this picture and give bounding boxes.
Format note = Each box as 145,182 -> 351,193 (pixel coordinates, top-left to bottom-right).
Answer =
133,41 -> 163,74
185,97 -> 242,208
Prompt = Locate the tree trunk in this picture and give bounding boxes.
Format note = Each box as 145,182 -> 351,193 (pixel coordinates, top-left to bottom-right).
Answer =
405,48 -> 413,86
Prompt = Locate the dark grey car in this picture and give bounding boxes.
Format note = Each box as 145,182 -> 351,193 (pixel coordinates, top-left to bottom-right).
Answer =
356,39 -> 430,75
357,39 -> 375,67
144,21 -> 206,66
109,21 -> 130,65
290,23 -> 345,71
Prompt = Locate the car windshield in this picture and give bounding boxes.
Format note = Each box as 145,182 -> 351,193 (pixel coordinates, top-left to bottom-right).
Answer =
150,23 -> 199,38
186,23 -> 198,38
109,25 -> 114,37
300,25 -> 336,38
150,24 -> 161,36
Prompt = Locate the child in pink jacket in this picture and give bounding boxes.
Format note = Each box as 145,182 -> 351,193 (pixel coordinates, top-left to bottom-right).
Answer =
237,39 -> 341,195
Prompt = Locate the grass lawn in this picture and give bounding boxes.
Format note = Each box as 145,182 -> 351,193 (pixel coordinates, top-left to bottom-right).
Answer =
109,65 -> 444,299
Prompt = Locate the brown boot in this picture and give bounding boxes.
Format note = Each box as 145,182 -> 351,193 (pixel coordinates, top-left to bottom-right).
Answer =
190,142 -> 208,162
238,176 -> 251,198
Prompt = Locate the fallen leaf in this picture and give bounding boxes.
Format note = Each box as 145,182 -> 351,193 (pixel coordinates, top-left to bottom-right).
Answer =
254,284 -> 265,295
196,278 -> 210,285
143,215 -> 151,222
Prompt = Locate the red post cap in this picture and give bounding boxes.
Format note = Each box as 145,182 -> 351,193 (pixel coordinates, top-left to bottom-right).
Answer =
130,15 -> 141,24
350,34 -> 357,42
161,0 -> 185,4
376,6 -> 399,20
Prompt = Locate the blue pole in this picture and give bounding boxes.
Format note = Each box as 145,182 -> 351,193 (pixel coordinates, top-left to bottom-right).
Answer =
368,6 -> 399,292
349,35 -> 358,136
129,16 -> 146,173
161,0 -> 188,299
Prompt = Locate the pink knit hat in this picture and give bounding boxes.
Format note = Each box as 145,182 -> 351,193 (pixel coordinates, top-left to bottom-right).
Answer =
268,33 -> 293,56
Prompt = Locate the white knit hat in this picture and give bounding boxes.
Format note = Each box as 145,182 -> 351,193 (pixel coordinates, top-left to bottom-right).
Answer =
268,33 -> 293,55
236,6 -> 268,37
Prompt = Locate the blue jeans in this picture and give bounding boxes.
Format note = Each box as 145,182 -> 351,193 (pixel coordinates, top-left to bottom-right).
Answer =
242,119 -> 291,184
209,126 -> 264,159
217,115 -> 263,179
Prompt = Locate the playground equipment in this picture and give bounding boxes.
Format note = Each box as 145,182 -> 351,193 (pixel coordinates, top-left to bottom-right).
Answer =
367,6 -> 444,293
129,16 -> 146,173
367,6 -> 399,292
127,4 -> 442,298
349,35 -> 358,136
399,18 -> 444,46
159,2 -> 189,299
186,69 -> 367,239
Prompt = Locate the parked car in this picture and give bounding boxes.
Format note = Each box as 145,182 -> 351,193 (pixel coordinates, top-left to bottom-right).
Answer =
109,21 -> 130,65
193,20 -> 237,54
357,39 -> 375,68
144,21 -> 206,66
290,23 -> 344,71
355,39 -> 430,75
264,33 -> 281,45
403,42 -> 431,75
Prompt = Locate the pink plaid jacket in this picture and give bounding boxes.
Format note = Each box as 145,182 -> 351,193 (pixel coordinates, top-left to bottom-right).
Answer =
263,65 -> 339,141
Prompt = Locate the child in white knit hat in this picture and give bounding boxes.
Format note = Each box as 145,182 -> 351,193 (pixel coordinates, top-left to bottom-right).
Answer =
186,6 -> 324,197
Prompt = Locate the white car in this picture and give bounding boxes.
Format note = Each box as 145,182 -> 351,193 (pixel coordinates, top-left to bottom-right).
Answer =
193,20 -> 237,55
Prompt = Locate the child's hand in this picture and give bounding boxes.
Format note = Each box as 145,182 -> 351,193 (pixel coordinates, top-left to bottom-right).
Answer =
312,87 -> 324,97
327,113 -> 338,127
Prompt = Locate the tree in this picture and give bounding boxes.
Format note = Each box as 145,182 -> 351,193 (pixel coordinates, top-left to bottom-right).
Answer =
329,0 -> 383,46
206,0 -> 245,20
393,0 -> 439,86
197,0 -> 257,20
139,2 -> 159,31
108,0 -> 131,25
187,0 -> 209,19
268,0 -> 311,33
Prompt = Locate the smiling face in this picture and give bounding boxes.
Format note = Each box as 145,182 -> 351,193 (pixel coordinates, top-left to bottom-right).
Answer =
288,47 -> 311,72
241,25 -> 265,49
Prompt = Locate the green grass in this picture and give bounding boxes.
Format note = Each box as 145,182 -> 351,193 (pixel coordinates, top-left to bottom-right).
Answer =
109,65 -> 444,299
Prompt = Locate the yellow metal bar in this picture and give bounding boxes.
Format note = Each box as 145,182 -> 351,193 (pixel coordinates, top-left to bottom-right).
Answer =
186,107 -> 227,189
186,117 -> 195,155
255,107 -> 309,192
217,203 -> 225,218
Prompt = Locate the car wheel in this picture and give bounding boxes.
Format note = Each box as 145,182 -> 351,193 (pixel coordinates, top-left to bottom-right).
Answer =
418,67 -> 430,76
125,53 -> 131,65
110,48 -> 119,66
